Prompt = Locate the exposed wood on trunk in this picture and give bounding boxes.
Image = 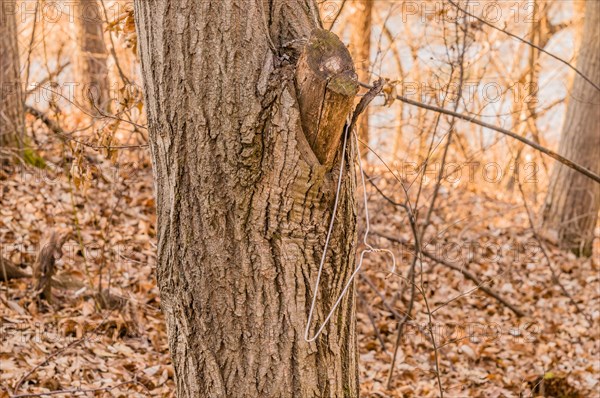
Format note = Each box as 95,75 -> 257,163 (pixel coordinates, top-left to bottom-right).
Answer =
295,29 -> 358,166
0,2 -> 25,151
542,0 -> 600,257
134,1 -> 359,396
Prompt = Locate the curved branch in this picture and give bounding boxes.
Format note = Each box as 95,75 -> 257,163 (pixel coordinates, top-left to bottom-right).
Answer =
358,81 -> 600,184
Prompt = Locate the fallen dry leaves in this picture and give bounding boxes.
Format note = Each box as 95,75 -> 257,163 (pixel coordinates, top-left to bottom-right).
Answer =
1,126 -> 599,398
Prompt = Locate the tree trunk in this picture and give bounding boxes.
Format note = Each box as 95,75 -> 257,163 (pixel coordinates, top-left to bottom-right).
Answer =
0,2 -> 25,151
542,0 -> 600,257
74,0 -> 109,111
134,1 -> 360,397
349,0 -> 373,158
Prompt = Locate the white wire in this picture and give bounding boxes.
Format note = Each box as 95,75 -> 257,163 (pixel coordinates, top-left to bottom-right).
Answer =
304,124 -> 397,343
354,129 -> 396,277
304,122 -> 350,343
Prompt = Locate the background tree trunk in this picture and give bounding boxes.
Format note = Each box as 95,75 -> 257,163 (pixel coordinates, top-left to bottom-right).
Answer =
74,0 -> 109,111
349,0 -> 373,158
134,1 -> 360,397
542,0 -> 600,257
0,2 -> 25,151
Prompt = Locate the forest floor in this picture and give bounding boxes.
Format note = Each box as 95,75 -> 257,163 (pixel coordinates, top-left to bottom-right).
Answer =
0,124 -> 598,398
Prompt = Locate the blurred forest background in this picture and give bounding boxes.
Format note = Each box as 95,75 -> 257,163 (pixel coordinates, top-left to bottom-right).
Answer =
0,1 -> 598,397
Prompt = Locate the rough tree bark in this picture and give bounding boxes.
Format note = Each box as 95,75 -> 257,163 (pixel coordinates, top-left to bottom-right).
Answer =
134,1 -> 360,397
349,0 -> 373,158
542,0 -> 600,257
74,0 -> 109,110
0,2 -> 25,151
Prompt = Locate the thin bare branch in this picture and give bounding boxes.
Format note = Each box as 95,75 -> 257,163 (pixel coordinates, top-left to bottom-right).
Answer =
358,81 -> 600,183
447,0 -> 600,91
373,231 -> 526,318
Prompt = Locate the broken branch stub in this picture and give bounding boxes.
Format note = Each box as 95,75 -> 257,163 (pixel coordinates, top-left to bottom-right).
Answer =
33,230 -> 70,304
295,29 -> 358,167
